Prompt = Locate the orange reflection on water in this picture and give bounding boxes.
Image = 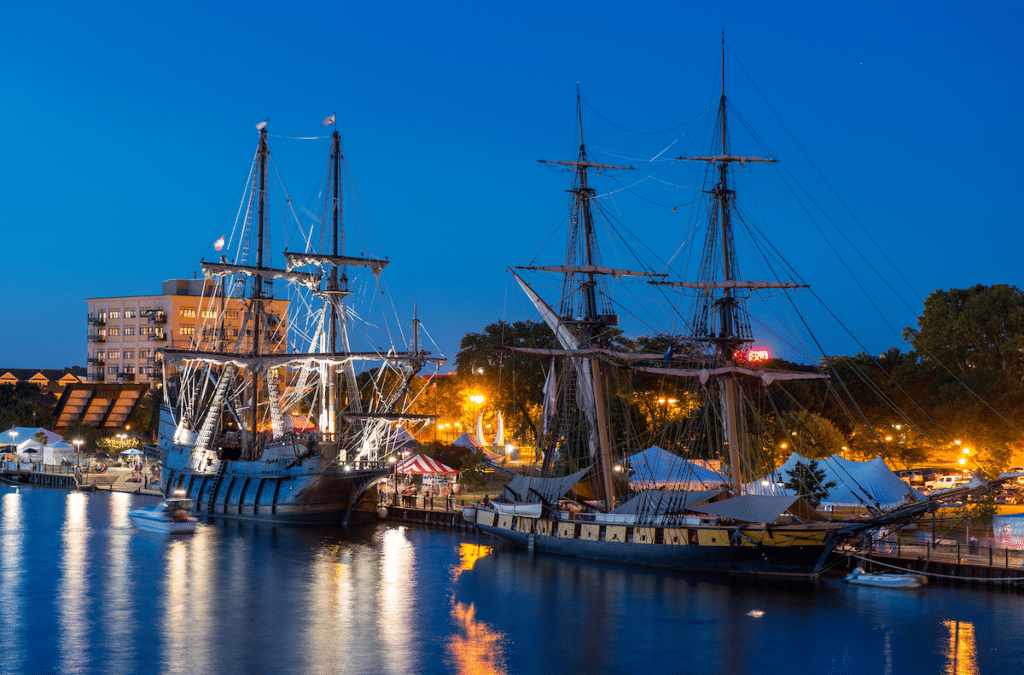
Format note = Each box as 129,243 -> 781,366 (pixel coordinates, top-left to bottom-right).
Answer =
446,543 -> 506,675
447,601 -> 508,675
457,543 -> 493,571
941,620 -> 979,675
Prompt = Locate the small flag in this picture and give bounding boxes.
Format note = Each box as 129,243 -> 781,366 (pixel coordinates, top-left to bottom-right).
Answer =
214,236 -> 225,251
663,342 -> 675,367
322,114 -> 336,127
256,119 -> 268,130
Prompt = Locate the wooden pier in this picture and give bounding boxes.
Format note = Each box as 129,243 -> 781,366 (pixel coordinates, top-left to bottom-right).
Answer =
834,539 -> 1024,588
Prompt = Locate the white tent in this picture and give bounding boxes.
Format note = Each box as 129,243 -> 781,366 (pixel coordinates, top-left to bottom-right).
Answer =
626,446 -> 730,490
16,438 -> 45,462
747,452 -> 925,510
0,427 -> 63,447
44,441 -> 77,465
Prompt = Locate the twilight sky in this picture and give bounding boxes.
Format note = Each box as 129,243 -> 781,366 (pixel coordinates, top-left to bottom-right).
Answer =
1,1 -> 1021,371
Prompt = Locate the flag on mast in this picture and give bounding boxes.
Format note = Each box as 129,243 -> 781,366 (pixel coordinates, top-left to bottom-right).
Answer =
255,119 -> 268,130
323,114 -> 336,127
213,236 -> 225,251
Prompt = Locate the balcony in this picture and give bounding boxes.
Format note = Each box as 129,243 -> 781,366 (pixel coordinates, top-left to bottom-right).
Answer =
87,335 -> 106,343
90,374 -> 105,382
88,316 -> 106,326
117,373 -> 136,383
148,332 -> 167,342
147,310 -> 167,324
87,357 -> 105,366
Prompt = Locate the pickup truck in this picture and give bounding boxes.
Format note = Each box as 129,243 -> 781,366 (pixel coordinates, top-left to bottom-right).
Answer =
925,475 -> 968,491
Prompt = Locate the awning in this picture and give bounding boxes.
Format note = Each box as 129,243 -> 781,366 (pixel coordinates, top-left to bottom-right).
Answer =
501,466 -> 592,503
610,489 -> 725,516
687,495 -> 820,523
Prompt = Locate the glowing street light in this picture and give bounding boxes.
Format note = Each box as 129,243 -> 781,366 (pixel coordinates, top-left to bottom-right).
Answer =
469,394 -> 485,405
73,439 -> 84,467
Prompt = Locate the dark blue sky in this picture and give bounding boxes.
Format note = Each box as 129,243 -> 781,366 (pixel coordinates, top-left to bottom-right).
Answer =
2,1 -> 1021,370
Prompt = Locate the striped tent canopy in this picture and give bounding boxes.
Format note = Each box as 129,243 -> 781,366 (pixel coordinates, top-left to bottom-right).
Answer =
396,453 -> 459,475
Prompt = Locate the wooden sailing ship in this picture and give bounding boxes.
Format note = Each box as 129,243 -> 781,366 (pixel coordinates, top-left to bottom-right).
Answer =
156,121 -> 442,524
472,43 -> 937,576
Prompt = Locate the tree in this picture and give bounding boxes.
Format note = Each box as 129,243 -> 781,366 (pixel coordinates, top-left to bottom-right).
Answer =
904,284 -> 1024,375
783,459 -> 837,508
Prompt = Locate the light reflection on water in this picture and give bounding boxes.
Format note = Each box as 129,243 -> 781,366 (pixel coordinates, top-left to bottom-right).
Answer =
0,491 -> 25,674
3,488 -> 1023,674
59,491 -> 89,674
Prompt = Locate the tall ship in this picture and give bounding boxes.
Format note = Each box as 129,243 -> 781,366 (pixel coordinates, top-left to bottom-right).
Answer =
155,120 -> 442,524
472,43 -> 940,576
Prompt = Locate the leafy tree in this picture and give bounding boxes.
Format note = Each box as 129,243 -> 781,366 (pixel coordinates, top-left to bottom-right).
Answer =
904,284 -> 1024,374
783,459 -> 837,508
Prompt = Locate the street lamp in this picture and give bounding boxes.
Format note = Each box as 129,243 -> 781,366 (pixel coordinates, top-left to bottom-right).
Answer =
73,439 -> 83,468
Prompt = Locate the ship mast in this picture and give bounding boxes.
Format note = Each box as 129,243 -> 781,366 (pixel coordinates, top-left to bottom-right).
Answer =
247,126 -> 269,460
695,36 -> 776,495
538,88 -> 634,508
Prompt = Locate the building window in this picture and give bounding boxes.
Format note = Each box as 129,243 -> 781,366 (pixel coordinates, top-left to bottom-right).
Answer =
139,349 -> 151,359
108,350 -> 120,360
108,310 -> 120,320
108,366 -> 117,374
124,309 -> 136,319
124,326 -> 136,336
180,326 -> 195,336
226,309 -> 239,319
201,309 -> 218,319
97,311 -> 106,322
141,326 -> 153,336
123,349 -> 135,359
108,328 -> 119,337
97,350 -> 105,359
180,306 -> 197,318
125,366 -> 136,374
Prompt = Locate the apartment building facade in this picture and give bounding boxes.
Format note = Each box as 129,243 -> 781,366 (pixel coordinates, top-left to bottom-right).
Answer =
86,279 -> 288,385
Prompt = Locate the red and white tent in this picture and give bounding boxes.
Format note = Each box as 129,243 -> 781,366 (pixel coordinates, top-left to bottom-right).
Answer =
397,453 -> 459,475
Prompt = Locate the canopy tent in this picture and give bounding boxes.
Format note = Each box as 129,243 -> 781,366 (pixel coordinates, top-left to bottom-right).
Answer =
501,466 -> 592,504
0,427 -> 63,446
747,452 -> 925,510
44,441 -> 76,465
120,449 -> 145,456
610,489 -> 725,516
626,446 -> 729,490
396,453 -> 459,475
452,432 -> 504,462
388,427 -> 420,453
452,432 -> 481,449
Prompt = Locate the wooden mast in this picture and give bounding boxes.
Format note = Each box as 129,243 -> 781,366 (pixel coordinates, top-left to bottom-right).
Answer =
249,126 -> 269,460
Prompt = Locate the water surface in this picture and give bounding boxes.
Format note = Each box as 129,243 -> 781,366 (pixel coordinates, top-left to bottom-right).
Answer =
1,486 -> 1020,674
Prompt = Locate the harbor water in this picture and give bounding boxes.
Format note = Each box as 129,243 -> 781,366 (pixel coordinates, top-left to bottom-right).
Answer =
2,486 -> 1022,675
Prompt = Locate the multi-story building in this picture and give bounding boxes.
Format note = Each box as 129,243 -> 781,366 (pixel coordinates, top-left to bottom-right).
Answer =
86,279 -> 288,385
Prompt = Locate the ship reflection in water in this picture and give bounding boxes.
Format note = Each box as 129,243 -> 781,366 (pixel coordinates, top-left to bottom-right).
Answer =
1,488 -> 1020,674
447,544 -> 506,675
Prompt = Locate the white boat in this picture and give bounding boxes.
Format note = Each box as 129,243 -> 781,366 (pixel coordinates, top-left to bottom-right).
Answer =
845,567 -> 927,588
490,501 -> 543,517
461,505 -> 477,523
129,498 -> 199,534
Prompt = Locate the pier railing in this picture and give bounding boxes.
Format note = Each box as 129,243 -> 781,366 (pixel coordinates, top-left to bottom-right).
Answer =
843,533 -> 1024,571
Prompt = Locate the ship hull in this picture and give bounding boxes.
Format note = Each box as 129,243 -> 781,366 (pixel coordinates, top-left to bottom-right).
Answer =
161,448 -> 389,525
474,509 -> 837,577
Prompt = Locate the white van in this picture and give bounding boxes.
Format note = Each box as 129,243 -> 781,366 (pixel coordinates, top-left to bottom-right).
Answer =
926,475 -> 968,491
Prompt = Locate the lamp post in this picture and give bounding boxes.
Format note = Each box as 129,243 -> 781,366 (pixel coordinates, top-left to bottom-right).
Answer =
73,439 -> 83,470
389,455 -> 398,507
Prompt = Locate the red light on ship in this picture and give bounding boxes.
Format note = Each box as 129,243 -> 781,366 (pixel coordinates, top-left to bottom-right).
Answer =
734,347 -> 772,363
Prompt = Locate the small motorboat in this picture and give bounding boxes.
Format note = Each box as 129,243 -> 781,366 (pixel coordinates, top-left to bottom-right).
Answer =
844,566 -> 927,588
128,497 -> 198,534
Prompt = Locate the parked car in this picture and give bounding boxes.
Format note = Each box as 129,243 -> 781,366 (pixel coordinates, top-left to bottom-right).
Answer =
994,487 -> 1022,505
925,474 -> 969,491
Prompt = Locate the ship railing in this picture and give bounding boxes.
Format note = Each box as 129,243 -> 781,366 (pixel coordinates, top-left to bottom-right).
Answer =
840,532 -> 1024,570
